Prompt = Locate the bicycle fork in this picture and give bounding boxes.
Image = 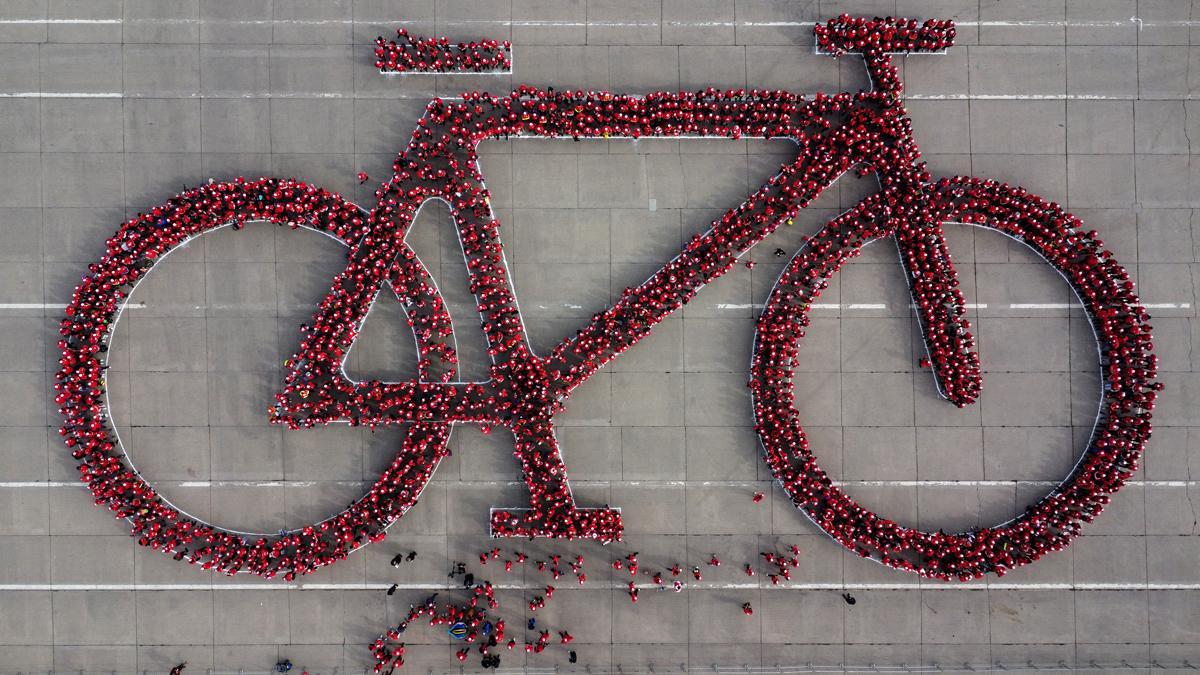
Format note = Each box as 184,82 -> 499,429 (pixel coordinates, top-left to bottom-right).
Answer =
824,17 -> 983,408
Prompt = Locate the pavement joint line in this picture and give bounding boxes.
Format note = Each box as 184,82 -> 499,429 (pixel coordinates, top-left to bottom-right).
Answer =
0,582 -> 1196,591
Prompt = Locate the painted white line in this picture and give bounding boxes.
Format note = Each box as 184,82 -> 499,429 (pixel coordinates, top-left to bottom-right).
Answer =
0,92 -> 123,98
7,90 -> 1200,103
1008,303 -> 1074,309
0,303 -> 145,310
908,94 -> 1128,101
0,19 -> 123,24
0,17 -> 1192,28
0,582 -> 1194,591
714,301 -> 1186,311
840,479 -> 1196,488
0,92 -> 354,99
1005,302 -> 1192,310
714,302 -> 904,311
177,480 -> 368,488
6,480 -> 1194,488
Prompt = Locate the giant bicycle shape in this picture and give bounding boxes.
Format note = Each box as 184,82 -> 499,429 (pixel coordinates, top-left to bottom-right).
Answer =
54,16 -> 1158,581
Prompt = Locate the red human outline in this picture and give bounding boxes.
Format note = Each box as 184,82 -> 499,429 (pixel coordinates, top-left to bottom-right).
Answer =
55,16 -> 1156,581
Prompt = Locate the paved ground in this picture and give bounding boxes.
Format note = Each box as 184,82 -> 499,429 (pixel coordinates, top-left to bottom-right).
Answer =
2,0 -> 1200,673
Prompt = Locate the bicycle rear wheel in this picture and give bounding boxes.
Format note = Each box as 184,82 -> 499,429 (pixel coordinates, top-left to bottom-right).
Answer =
56,177 -> 455,579
751,177 -> 1156,580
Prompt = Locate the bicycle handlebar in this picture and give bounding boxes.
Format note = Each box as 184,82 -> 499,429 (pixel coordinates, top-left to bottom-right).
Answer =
815,15 -> 956,55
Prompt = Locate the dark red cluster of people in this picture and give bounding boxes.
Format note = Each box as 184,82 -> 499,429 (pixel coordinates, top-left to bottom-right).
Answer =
369,544 -> 808,671
374,28 -> 511,73
56,15 -> 1154,591
760,545 -> 803,584
369,588 -> 503,672
371,549 -> 591,672
489,548 -> 588,585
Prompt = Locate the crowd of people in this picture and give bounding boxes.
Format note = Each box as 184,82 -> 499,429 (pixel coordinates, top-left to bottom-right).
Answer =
369,544 -> 820,672
370,549 -> 564,672
374,28 -> 511,73
55,15 -> 1154,597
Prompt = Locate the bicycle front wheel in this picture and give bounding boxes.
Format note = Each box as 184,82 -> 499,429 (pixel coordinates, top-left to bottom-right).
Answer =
750,176 -> 1156,580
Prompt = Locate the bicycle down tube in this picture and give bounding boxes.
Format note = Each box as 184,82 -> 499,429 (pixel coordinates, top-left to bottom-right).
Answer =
271,18 -> 976,541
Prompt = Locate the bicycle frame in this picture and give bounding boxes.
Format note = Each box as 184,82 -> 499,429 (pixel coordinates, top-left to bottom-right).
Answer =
272,18 -> 976,541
